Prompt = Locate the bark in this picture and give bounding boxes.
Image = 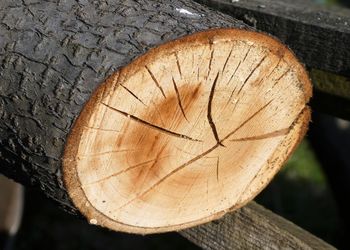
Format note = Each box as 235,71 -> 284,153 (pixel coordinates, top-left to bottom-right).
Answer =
0,0 -> 247,212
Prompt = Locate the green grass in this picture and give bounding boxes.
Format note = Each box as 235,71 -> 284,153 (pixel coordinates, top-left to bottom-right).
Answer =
282,140 -> 326,185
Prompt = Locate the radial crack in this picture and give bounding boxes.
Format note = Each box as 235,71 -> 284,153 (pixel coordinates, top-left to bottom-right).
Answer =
120,83 -> 147,106
83,125 -> 121,132
272,68 -> 291,88
175,52 -> 182,77
226,85 -> 238,108
145,66 -> 166,98
172,77 -> 188,121
115,143 -> 222,211
77,148 -> 135,158
222,99 -> 274,142
101,103 -> 201,142
243,55 -> 267,85
256,57 -> 282,86
151,100 -> 166,127
207,72 -> 224,146
237,55 -> 267,96
222,45 -> 234,73
242,45 -> 252,62
207,49 -> 215,78
226,60 -> 241,85
82,157 -> 169,187
115,100 -> 274,210
197,46 -> 207,81
236,107 -> 308,204
230,127 -> 290,142
139,144 -> 168,191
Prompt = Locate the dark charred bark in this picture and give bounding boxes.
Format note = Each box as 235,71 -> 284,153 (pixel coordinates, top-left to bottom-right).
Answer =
0,0 -> 248,213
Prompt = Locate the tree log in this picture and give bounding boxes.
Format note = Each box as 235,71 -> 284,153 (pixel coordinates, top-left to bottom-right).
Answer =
0,0 -> 311,233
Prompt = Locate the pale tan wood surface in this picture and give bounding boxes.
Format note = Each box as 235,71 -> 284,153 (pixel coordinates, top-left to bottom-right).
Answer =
63,29 -> 311,233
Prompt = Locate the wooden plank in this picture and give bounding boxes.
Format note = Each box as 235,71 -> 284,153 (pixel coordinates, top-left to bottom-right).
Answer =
310,69 -> 350,120
180,201 -> 335,250
311,69 -> 350,101
195,0 -> 350,77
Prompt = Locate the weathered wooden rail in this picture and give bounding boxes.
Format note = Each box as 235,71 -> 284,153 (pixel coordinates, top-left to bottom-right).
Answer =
180,202 -> 335,249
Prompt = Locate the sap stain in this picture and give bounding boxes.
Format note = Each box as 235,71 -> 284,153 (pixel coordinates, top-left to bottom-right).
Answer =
116,82 -> 203,194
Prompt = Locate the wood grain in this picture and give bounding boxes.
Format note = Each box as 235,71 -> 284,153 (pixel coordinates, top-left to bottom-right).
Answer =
180,201 -> 335,250
63,29 -> 311,234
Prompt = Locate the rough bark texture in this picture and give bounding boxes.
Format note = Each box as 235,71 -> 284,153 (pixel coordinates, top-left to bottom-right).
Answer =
0,0 -> 248,213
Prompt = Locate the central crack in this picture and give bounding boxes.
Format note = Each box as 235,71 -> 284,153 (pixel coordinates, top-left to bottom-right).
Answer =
207,72 -> 225,147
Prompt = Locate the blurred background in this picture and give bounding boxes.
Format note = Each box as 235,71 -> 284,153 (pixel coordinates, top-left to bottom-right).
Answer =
1,0 -> 350,249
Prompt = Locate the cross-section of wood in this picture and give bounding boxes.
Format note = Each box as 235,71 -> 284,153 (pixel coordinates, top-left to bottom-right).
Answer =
63,28 -> 312,234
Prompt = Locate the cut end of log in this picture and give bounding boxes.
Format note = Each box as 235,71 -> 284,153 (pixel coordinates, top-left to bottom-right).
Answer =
62,28 -> 312,234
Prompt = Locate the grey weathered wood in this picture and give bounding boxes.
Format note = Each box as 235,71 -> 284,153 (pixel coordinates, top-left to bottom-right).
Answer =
310,70 -> 350,120
180,201 -> 335,250
311,70 -> 350,101
196,0 -> 350,77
